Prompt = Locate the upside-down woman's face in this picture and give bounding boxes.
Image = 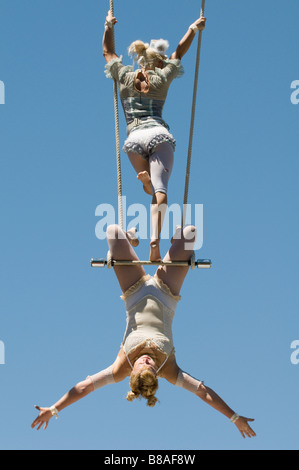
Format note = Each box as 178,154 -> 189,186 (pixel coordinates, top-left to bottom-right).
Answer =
133,355 -> 157,375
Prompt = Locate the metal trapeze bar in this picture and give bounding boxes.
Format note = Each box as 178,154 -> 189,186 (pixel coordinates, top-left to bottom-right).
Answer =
90,258 -> 212,269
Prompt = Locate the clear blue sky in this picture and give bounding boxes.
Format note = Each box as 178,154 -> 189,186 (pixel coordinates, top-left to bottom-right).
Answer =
0,0 -> 298,450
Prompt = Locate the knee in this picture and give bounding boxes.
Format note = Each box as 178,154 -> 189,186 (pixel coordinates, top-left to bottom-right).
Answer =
106,224 -> 125,241
183,225 -> 197,242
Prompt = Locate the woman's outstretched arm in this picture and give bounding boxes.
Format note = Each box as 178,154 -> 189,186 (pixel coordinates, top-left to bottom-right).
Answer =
31,376 -> 95,431
195,382 -> 256,439
163,360 -> 256,439
170,17 -> 206,60
31,351 -> 129,431
102,10 -> 118,63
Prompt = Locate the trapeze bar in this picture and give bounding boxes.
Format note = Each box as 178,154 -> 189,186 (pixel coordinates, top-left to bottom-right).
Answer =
90,258 -> 212,269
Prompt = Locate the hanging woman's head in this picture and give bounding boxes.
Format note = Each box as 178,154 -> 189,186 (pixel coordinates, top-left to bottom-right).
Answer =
128,39 -> 169,70
126,355 -> 159,407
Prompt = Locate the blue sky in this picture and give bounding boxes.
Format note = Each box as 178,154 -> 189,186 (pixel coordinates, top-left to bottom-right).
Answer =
0,0 -> 298,450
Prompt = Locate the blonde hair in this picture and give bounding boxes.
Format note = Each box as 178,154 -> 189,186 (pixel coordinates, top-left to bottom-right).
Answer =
128,40 -> 168,69
126,369 -> 159,407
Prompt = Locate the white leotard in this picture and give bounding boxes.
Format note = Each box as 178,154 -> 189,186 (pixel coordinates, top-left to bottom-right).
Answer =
121,275 -> 181,369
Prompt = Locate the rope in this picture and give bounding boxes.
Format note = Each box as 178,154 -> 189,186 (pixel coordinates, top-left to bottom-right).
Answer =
109,0 -> 123,229
182,0 -> 206,226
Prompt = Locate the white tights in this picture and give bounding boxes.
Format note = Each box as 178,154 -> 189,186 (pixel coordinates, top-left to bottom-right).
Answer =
128,142 -> 174,195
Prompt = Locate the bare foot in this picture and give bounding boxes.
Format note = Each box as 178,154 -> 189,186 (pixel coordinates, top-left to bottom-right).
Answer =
137,171 -> 153,196
150,240 -> 162,262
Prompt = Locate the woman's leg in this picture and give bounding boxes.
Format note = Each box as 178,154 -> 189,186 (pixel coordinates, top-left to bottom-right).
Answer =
150,192 -> 167,262
149,143 -> 174,196
149,143 -> 174,261
128,143 -> 174,261
156,225 -> 197,296
107,224 -> 146,293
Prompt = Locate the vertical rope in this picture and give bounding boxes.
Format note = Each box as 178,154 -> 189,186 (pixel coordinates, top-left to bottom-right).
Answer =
109,0 -> 123,229
182,0 -> 206,227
